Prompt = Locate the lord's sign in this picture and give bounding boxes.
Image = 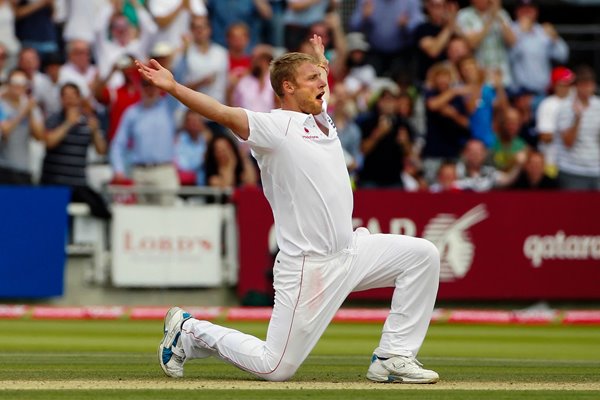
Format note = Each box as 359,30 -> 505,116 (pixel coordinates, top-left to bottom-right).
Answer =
112,205 -> 222,287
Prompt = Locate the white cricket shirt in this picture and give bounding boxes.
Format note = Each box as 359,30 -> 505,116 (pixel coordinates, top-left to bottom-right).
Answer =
243,106 -> 354,257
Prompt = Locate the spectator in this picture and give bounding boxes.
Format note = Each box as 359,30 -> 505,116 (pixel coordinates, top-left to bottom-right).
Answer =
0,0 -> 20,70
535,66 -> 574,178
231,44 -> 276,112
511,150 -> 558,189
177,15 -> 229,106
342,32 -> 376,110
429,160 -> 460,192
457,55 -> 508,148
491,106 -> 528,172
149,41 -> 177,71
358,81 -> 413,188
456,0 -> 516,87
350,0 -> 424,78
37,52 -> 64,117
510,0 -> 568,96
174,109 -> 212,186
94,54 -> 142,143
228,22 -> 252,74
148,0 -> 207,50
226,22 -> 253,99
256,0 -> 286,48
444,35 -> 471,85
205,133 -> 257,189
331,82 -> 362,179
94,0 -> 157,90
402,157 -> 427,192
0,43 -> 10,84
110,78 -> 181,205
509,87 -> 537,148
205,0 -> 262,50
17,47 -> 53,115
421,62 -> 470,183
40,82 -> 110,219
283,0 -> 330,52
58,39 -> 98,101
414,0 -> 459,84
15,0 -> 59,65
456,138 -> 524,191
397,92 -> 421,151
555,65 -> 600,190
61,0 -> 108,45
0,69 -> 44,184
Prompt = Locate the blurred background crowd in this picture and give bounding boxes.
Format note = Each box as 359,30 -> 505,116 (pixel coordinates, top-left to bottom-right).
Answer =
1,0 -> 599,219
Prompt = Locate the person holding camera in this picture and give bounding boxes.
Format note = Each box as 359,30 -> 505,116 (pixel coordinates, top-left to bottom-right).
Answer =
358,80 -> 415,188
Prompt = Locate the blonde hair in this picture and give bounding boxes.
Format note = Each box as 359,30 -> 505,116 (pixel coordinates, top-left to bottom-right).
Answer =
270,52 -> 319,98
425,62 -> 453,88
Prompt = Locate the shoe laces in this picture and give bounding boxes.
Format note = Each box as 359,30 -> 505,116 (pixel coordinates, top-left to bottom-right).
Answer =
390,355 -> 424,370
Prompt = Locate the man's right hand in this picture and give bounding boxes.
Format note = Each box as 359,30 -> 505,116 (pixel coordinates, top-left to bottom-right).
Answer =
136,59 -> 177,93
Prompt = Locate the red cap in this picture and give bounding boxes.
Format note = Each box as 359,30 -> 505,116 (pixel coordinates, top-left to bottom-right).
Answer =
551,67 -> 575,86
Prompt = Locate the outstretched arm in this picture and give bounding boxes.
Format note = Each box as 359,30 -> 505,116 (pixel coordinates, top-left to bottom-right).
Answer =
308,34 -> 330,103
136,59 -> 250,140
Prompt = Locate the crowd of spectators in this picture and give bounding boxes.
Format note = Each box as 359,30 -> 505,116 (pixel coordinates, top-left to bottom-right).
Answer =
0,0 -> 599,216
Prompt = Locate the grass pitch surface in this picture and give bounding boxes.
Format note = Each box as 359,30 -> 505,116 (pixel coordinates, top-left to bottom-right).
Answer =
0,319 -> 598,399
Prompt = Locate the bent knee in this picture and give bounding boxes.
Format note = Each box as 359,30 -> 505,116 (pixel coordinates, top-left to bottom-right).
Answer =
262,363 -> 299,382
422,239 -> 440,262
418,238 -> 441,273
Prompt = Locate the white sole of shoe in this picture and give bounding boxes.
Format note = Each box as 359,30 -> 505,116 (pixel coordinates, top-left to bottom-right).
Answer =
366,372 -> 439,384
158,307 -> 183,378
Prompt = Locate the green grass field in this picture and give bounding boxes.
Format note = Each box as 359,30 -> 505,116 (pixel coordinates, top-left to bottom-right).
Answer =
0,318 -> 599,399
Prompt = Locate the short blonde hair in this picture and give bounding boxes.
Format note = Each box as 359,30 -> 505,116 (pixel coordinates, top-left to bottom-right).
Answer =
270,52 -> 318,98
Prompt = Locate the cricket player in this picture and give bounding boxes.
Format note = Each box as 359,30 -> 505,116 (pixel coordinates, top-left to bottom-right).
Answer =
138,35 -> 440,384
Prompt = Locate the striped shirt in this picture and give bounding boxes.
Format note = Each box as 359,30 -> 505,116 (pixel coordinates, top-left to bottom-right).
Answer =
41,112 -> 93,187
556,96 -> 600,177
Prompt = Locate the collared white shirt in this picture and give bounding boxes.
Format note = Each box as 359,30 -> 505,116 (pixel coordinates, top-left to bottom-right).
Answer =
536,93 -> 572,168
556,95 -> 600,177
243,104 -> 354,257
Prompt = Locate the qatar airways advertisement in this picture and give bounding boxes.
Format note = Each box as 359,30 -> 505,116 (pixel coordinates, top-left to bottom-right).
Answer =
236,189 -> 600,301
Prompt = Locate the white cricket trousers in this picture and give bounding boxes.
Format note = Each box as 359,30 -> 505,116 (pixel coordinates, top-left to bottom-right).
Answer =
181,228 -> 440,382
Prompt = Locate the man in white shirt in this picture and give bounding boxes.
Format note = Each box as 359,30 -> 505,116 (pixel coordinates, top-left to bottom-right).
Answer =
137,36 -> 440,384
535,66 -> 574,178
175,15 -> 228,104
457,0 -> 516,87
556,65 -> 600,190
58,39 -> 98,101
94,0 -> 157,89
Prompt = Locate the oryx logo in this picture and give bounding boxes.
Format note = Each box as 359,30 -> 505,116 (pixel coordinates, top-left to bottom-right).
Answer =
423,204 -> 489,282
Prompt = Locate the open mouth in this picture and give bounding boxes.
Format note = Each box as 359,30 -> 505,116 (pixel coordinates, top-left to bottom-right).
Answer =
316,92 -> 325,101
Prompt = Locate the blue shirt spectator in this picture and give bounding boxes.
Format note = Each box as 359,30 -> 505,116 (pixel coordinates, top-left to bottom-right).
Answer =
468,84 -> 496,148
349,0 -> 424,54
206,0 -> 261,49
110,90 -> 177,176
510,0 -> 569,95
174,110 -> 212,186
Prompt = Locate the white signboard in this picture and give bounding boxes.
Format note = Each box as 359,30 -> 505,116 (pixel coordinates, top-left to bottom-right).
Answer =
111,205 -> 223,287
